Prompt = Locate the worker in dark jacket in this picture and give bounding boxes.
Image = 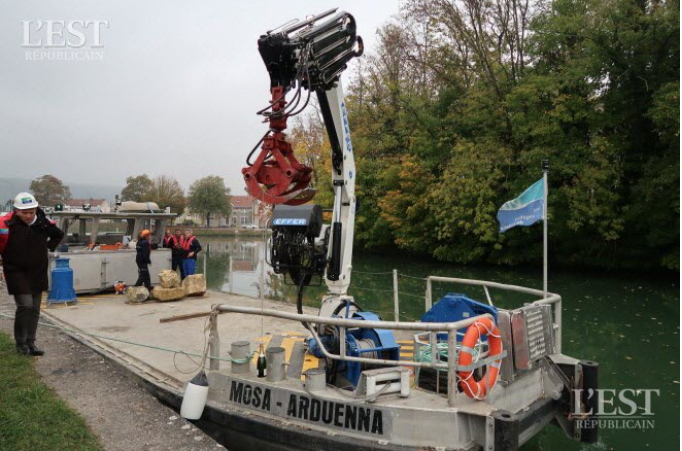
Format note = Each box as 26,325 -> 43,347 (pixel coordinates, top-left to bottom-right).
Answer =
181,229 -> 201,278
164,228 -> 186,279
162,229 -> 173,248
0,192 -> 64,356
134,229 -> 152,290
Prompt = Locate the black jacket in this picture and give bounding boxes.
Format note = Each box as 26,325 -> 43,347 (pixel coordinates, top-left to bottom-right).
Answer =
1,208 -> 64,295
165,235 -> 187,259
184,237 -> 202,261
136,238 -> 152,266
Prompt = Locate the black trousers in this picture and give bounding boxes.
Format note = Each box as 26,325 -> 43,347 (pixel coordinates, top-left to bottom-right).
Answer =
135,264 -> 151,290
172,257 -> 184,279
14,293 -> 42,346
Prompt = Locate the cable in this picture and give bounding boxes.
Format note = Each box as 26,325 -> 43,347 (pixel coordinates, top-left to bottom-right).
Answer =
245,129 -> 273,166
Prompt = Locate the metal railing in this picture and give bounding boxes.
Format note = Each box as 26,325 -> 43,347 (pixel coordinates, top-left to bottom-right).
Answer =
208,277 -> 562,407
425,276 -> 563,353
207,304 -> 505,407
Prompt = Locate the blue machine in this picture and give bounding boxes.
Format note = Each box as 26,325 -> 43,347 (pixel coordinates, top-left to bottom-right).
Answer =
421,293 -> 497,341
47,258 -> 77,304
307,310 -> 400,386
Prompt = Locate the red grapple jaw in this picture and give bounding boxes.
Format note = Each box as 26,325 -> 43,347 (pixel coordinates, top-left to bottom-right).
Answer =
242,163 -> 316,205
242,86 -> 316,206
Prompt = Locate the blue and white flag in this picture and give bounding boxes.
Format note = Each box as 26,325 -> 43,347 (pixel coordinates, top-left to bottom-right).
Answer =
497,178 -> 545,233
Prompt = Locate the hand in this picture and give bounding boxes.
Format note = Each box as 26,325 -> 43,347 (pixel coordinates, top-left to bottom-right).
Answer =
188,252 -> 194,258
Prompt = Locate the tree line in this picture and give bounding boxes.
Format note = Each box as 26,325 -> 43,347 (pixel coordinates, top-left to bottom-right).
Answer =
21,174 -> 232,227
291,0 -> 679,271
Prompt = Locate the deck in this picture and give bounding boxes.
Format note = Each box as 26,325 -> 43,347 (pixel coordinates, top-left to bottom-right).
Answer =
39,291 -> 416,391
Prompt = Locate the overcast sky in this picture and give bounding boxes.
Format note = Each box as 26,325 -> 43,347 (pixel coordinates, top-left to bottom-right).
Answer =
0,0 -> 400,195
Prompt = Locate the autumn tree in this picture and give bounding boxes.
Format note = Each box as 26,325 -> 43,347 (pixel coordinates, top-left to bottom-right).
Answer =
145,175 -> 186,214
29,175 -> 72,206
121,174 -> 153,202
188,176 -> 231,227
297,0 -> 679,271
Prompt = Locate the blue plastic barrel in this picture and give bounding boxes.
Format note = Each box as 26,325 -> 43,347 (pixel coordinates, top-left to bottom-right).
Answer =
47,258 -> 77,304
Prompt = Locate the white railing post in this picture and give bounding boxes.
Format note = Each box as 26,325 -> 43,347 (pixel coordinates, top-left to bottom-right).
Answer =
425,277 -> 433,312
393,269 -> 400,322
447,327 -> 457,407
555,297 -> 562,353
208,313 -> 220,371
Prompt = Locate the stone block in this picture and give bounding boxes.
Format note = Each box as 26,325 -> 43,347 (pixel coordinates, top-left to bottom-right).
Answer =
126,286 -> 149,303
182,274 -> 207,297
159,269 -> 181,288
152,286 -> 187,302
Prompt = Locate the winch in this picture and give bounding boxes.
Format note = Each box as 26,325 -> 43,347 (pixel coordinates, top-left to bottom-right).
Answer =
307,309 -> 400,386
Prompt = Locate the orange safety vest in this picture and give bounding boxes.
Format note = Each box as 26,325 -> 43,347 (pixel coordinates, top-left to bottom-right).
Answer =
181,236 -> 195,251
0,212 -> 13,255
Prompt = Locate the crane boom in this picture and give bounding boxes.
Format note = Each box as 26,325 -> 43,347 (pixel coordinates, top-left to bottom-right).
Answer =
242,10 -> 363,307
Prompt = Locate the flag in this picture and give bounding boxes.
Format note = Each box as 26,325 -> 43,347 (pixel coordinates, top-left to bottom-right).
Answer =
497,178 -> 545,233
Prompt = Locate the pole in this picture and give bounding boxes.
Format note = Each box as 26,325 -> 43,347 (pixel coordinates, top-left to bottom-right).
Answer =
392,269 -> 400,322
203,242 -> 208,276
542,160 -> 549,299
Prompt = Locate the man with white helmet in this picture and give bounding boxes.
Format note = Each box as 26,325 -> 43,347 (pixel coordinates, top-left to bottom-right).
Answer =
0,192 -> 64,356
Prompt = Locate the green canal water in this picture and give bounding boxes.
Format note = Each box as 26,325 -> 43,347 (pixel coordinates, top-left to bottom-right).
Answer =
197,237 -> 680,450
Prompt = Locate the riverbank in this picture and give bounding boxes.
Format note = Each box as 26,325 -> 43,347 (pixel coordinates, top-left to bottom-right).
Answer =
0,293 -> 222,451
0,331 -> 103,451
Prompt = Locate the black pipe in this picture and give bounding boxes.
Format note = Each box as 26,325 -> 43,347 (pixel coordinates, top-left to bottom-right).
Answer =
327,221 -> 342,281
579,360 -> 599,443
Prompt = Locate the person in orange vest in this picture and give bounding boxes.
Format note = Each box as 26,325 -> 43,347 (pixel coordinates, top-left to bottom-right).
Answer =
181,229 -> 202,279
162,229 -> 173,248
164,228 -> 186,279
134,229 -> 153,290
0,193 -> 64,356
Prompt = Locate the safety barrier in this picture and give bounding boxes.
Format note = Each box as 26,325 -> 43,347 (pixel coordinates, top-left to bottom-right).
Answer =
207,303 -> 508,408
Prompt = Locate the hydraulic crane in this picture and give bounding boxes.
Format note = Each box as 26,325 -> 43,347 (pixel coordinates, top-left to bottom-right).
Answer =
242,9 -> 364,316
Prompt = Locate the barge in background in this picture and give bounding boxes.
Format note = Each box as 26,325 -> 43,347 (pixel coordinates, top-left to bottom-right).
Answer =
48,203 -> 175,293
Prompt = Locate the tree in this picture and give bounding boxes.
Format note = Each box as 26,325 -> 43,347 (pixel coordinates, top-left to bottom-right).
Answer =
146,175 -> 186,214
29,175 -> 71,207
188,176 -> 231,227
299,0 -> 679,271
121,174 -> 153,202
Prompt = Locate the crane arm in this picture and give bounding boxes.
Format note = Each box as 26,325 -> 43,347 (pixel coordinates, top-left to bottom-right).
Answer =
242,10 -> 362,299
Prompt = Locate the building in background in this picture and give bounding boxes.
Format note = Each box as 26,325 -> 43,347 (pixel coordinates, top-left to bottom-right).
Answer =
177,195 -> 270,228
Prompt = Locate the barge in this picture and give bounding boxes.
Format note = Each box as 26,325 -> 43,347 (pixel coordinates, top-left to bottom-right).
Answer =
48,205 -> 175,293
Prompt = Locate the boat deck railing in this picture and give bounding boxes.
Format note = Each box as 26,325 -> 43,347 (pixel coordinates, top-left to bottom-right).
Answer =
208,278 -> 562,408
425,276 -> 562,353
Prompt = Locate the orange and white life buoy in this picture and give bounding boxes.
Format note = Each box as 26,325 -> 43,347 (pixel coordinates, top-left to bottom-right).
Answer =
458,317 -> 503,400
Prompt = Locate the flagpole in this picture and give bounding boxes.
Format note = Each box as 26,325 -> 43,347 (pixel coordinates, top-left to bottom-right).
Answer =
542,160 -> 549,299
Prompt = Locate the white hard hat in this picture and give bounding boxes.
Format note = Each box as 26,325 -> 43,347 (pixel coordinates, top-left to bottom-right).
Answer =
14,192 -> 39,210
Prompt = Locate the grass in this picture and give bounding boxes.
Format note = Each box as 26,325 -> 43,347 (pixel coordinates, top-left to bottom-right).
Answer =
0,332 -> 103,451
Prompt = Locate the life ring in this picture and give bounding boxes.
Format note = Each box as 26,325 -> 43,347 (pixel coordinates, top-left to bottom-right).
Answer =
458,317 -> 503,400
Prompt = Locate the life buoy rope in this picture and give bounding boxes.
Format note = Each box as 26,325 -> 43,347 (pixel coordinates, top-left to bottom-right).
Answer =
458,317 -> 503,400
